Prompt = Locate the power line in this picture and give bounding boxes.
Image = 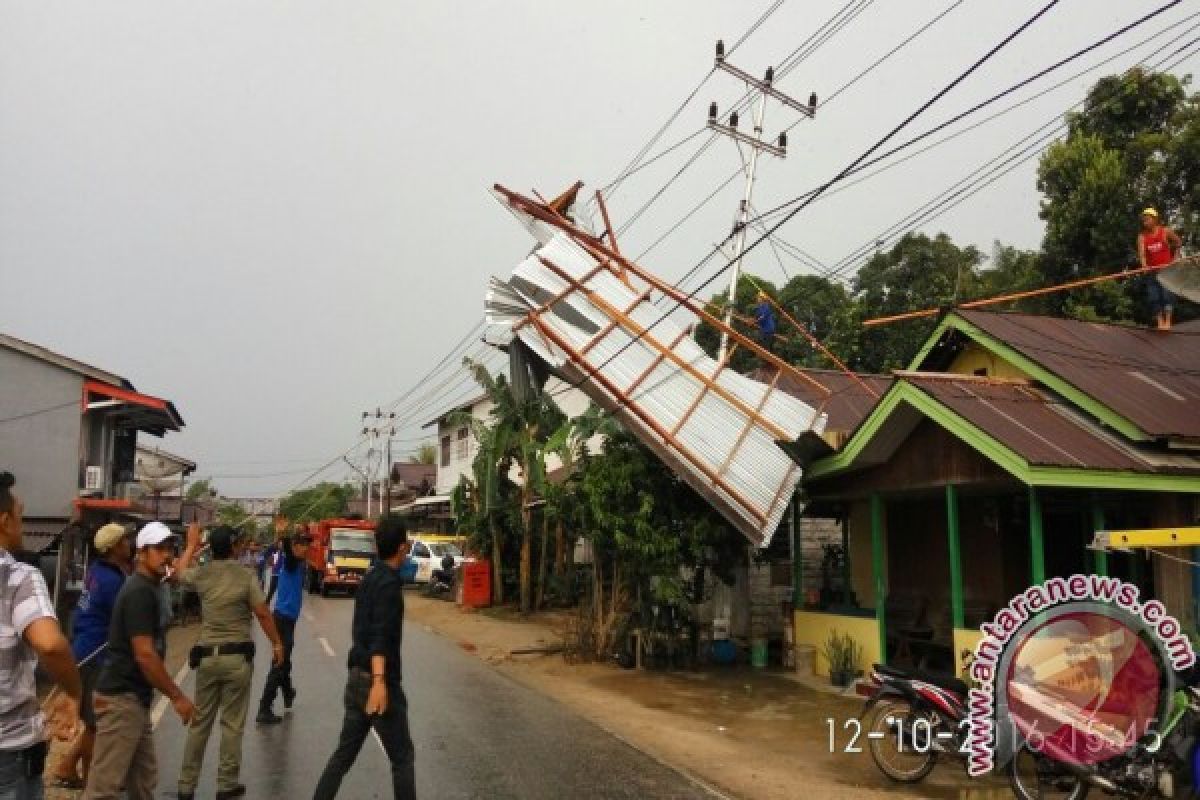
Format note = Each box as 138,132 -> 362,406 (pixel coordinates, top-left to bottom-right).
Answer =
0,400 -> 79,426
544,0 -> 1060,404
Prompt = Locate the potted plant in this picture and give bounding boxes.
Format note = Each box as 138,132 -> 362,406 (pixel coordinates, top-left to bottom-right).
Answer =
822,630 -> 862,688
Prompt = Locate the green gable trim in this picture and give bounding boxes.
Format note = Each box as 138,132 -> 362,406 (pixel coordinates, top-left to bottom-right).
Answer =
906,314 -> 1150,443
804,381 -> 1200,493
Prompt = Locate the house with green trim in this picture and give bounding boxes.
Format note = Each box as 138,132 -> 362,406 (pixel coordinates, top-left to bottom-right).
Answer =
788,310 -> 1200,677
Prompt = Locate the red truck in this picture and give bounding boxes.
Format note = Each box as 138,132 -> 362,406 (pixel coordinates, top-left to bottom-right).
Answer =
305,518 -> 376,596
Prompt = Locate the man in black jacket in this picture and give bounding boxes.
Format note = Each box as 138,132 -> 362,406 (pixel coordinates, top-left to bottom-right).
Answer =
312,516 -> 415,799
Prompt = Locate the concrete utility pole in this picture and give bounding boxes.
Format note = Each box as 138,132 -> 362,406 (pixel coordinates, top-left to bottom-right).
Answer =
708,39 -> 816,362
360,409 -> 396,518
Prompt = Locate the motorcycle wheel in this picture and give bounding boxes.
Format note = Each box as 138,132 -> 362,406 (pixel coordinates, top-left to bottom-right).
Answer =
1008,743 -> 1089,800
865,698 -> 938,783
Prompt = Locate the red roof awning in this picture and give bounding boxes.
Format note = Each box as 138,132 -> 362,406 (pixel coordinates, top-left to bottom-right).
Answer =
74,498 -> 143,513
82,380 -> 183,435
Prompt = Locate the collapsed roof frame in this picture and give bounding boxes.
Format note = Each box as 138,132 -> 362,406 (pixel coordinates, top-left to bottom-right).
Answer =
489,183 -> 834,546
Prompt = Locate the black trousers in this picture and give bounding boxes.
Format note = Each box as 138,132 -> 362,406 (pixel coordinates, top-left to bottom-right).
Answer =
312,669 -> 415,800
259,612 -> 295,711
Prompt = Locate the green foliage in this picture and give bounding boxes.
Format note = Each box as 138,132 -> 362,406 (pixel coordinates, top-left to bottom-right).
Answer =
1037,68 -> 1198,322
408,443 -> 437,465
822,629 -> 863,678
278,482 -> 357,522
185,478 -> 217,502
855,233 -> 983,372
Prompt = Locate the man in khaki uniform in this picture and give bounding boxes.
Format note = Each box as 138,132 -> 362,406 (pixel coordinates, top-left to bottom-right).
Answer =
176,525 -> 283,800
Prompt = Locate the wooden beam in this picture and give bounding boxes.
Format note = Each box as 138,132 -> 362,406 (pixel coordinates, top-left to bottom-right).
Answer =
670,345 -> 736,436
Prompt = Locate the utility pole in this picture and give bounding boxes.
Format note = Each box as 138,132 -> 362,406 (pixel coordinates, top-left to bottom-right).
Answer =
361,408 -> 396,518
708,39 -> 816,362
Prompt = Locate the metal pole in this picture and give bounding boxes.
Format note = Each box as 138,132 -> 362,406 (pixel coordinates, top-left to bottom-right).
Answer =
718,90 -> 767,363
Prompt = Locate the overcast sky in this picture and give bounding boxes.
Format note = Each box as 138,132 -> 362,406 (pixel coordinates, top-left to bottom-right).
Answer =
2,1 -> 1196,497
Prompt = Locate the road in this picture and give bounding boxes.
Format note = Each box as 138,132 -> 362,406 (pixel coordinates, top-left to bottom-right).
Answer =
151,591 -> 719,799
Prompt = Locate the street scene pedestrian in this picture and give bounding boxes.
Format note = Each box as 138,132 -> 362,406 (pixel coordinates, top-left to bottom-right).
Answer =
175,524 -> 284,800
313,515 -> 415,800
48,524 -> 131,790
0,471 -> 82,800
82,522 -> 197,800
256,533 -> 310,726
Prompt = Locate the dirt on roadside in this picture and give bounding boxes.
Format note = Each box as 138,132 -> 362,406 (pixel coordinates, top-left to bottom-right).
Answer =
406,595 -> 1010,800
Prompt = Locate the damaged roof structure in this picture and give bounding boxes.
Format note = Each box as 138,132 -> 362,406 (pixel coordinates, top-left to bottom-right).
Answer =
484,185 -> 831,547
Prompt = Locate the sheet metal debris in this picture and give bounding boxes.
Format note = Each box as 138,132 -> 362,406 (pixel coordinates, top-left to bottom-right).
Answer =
484,186 -> 827,546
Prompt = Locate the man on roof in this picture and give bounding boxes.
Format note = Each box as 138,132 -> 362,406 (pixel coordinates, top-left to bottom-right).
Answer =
1136,207 -> 1182,331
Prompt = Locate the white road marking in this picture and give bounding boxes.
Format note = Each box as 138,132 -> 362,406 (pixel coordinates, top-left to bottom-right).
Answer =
318,637 -> 336,658
373,728 -> 387,756
152,661 -> 192,730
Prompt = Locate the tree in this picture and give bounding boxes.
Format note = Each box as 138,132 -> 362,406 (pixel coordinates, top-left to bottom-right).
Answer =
450,420 -> 518,606
185,478 -> 217,502
854,233 -> 983,372
409,443 -> 437,465
278,482 -> 357,522
1037,68 -> 1199,322
451,358 -> 565,612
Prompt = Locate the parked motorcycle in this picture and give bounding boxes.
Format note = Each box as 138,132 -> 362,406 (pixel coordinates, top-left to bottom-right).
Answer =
1008,684 -> 1200,799
420,554 -> 457,600
862,663 -> 971,783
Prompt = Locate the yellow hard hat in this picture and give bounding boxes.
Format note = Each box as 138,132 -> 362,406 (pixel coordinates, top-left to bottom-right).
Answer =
1142,207 -> 1159,218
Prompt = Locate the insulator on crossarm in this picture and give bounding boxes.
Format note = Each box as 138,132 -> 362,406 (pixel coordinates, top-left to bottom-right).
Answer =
809,92 -> 818,112
778,131 -> 787,149
765,66 -> 774,84
709,102 -> 718,122
729,111 -> 739,128
715,40 -> 725,61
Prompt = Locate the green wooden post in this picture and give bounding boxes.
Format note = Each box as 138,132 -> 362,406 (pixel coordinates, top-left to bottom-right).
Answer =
791,496 -> 803,609
870,494 -> 887,664
946,484 -> 965,630
841,516 -> 852,606
1029,486 -> 1045,583
1091,497 -> 1108,577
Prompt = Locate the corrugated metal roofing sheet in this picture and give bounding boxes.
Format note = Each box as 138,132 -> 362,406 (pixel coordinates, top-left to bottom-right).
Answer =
905,374 -> 1200,474
954,310 -> 1200,440
754,367 -> 891,435
487,196 -> 824,546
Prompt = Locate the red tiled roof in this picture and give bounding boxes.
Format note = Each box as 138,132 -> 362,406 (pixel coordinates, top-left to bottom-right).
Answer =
950,311 -> 1200,440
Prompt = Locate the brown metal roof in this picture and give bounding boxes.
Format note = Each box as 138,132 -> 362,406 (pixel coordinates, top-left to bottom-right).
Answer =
904,374 -> 1198,474
951,311 -> 1200,440
752,367 -> 892,435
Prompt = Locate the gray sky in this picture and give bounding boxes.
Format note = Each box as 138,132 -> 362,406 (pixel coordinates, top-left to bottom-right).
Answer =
2,1 -> 1196,496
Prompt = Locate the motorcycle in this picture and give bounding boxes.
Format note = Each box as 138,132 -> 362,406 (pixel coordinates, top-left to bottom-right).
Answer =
862,662 -> 972,783
1008,684 -> 1200,799
420,554 -> 457,600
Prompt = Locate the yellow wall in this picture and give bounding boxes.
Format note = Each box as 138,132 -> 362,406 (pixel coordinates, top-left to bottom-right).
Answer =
953,628 -> 983,679
848,500 -> 880,607
947,343 -> 1028,380
795,611 -> 882,677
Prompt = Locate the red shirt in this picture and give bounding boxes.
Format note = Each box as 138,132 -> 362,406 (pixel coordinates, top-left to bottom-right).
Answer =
1141,226 -> 1173,267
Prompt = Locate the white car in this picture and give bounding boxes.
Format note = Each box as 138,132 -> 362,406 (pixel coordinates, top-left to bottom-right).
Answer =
408,537 -> 468,584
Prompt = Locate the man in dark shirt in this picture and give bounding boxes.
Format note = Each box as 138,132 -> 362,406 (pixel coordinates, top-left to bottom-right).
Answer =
313,515 -> 415,799
83,522 -> 197,800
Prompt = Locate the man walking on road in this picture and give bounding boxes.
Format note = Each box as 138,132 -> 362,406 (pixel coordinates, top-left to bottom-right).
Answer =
176,525 -> 284,800
313,515 -> 415,799
256,533 -> 309,725
0,471 -> 82,800
83,522 -> 197,800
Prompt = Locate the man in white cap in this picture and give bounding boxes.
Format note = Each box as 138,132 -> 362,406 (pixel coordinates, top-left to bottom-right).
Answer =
83,522 -> 199,800
50,523 -> 132,789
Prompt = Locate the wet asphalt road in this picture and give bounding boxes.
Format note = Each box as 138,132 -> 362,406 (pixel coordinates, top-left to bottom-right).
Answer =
151,591 -> 717,799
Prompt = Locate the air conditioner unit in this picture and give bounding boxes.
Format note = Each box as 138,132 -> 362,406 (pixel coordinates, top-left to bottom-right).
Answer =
84,466 -> 105,493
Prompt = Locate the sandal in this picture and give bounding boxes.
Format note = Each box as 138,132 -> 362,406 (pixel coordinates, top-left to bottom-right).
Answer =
48,776 -> 86,789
